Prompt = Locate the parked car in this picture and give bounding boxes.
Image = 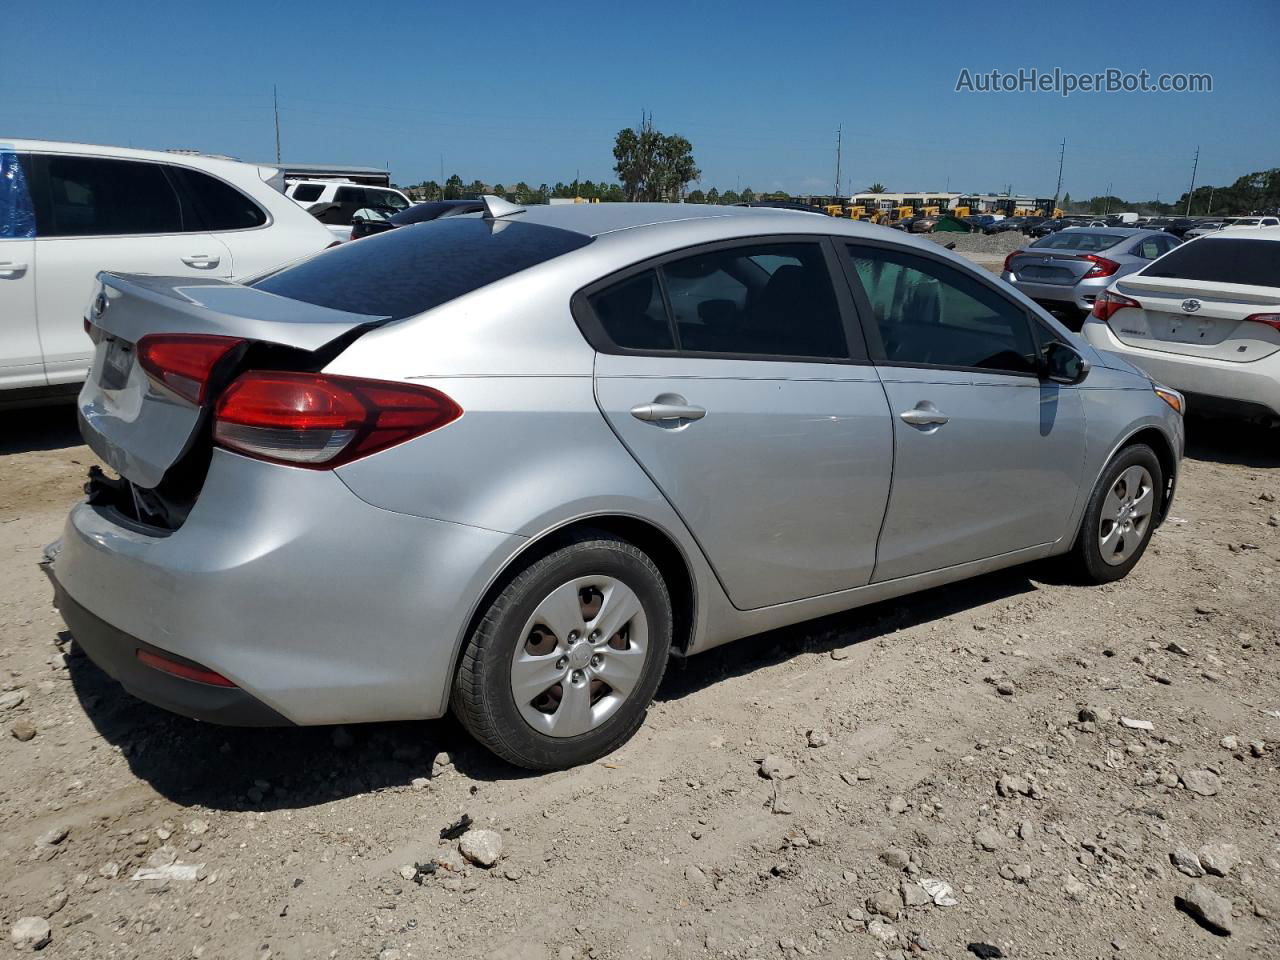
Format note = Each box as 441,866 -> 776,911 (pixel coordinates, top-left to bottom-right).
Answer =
964,214 -> 1000,234
1162,218 -> 1205,239
350,199 -> 486,240
1218,215 -> 1280,232
1182,220 -> 1226,240
1027,218 -> 1071,238
285,179 -> 413,241
43,200 -> 1183,770
1001,228 -> 1181,327
0,139 -> 334,403
1083,227 -> 1280,422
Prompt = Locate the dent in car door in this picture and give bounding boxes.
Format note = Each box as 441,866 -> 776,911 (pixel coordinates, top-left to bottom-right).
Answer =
25,153 -> 232,384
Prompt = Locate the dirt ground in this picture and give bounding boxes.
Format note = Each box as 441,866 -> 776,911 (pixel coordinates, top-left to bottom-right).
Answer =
2,400 -> 1278,960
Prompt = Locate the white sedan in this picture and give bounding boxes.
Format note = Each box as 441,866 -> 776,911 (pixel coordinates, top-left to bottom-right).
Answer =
1083,228 -> 1280,421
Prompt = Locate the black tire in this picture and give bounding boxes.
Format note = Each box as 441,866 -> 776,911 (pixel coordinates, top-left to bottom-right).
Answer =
451,534 -> 672,771
1068,443 -> 1163,584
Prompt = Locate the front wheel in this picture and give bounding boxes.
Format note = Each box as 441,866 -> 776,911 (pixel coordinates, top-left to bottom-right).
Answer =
451,535 -> 672,771
1068,444 -> 1163,583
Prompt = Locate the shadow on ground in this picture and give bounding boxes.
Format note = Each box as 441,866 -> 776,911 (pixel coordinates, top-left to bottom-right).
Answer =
64,566 -> 1039,811
1184,414 -> 1280,469
0,404 -> 82,456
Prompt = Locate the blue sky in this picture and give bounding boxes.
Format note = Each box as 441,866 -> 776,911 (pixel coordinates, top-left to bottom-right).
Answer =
9,0 -> 1277,200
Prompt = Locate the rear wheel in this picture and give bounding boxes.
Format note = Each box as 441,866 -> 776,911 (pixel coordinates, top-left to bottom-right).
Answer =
451,535 -> 672,771
1069,444 -> 1162,583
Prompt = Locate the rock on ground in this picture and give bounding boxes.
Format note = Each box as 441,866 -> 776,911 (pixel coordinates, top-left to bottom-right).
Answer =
458,829 -> 503,868
1176,882 -> 1234,935
10,917 -> 51,950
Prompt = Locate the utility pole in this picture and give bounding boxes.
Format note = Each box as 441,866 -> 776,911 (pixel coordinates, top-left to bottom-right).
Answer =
1104,183 -> 1113,216
834,125 -> 842,198
1206,186 -> 1215,216
439,155 -> 444,198
1184,146 -> 1199,216
273,85 -> 281,163
1052,138 -> 1065,211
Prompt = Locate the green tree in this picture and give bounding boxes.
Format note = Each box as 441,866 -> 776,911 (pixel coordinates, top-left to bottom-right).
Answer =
492,183 -> 506,198
867,182 -> 887,193
706,187 -> 720,205
740,187 -> 756,203
443,174 -> 464,200
1060,192 -> 1071,211
721,189 -> 741,205
687,189 -> 706,204
613,117 -> 701,201
421,180 -> 441,200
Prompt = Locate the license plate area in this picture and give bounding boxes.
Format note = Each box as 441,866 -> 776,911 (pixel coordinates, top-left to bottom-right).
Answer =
100,337 -> 134,391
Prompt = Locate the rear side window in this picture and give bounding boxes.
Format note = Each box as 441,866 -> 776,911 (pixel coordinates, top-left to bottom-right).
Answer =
663,243 -> 846,358
37,155 -> 182,237
169,167 -> 267,231
252,216 -> 592,320
1032,231 -> 1126,252
1133,238 -> 1164,259
590,271 -> 674,350
334,186 -> 365,204
291,183 -> 324,202
1142,238 -> 1280,287
846,244 -> 1036,374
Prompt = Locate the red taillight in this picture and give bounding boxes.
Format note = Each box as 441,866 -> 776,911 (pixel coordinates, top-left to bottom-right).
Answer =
136,648 -> 236,687
1002,251 -> 1021,274
1091,290 -> 1142,323
214,371 -> 462,468
1244,313 -> 1280,331
136,334 -> 245,405
1080,254 -> 1120,278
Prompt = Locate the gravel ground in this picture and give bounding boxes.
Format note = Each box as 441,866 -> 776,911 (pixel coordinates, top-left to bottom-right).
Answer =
2,398 -> 1279,960
926,231 -> 1029,255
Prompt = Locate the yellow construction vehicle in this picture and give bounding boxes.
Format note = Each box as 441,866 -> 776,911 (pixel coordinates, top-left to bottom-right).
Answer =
952,206 -> 971,218
845,205 -> 868,220
823,203 -> 845,218
920,206 -> 940,217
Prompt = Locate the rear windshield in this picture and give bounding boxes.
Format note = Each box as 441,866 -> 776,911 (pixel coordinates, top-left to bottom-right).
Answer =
1032,231 -> 1126,252
1141,237 -> 1280,287
252,217 -> 592,319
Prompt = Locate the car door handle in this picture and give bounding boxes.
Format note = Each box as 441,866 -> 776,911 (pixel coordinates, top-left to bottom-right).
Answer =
0,261 -> 29,277
630,396 -> 707,422
899,404 -> 949,427
181,254 -> 221,268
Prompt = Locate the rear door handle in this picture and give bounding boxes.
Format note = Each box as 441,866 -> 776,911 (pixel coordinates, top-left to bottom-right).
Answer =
899,404 -> 949,427
0,261 -> 29,277
181,254 -> 220,268
630,394 -> 707,422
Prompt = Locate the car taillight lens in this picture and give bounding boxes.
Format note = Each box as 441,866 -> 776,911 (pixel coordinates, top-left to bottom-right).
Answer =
214,372 -> 462,468
1002,251 -> 1021,274
1080,255 -> 1120,278
137,334 -> 246,405
1244,313 -> 1280,331
1090,290 -> 1142,323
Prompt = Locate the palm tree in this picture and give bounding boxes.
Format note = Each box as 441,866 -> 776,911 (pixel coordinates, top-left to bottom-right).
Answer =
867,182 -> 887,193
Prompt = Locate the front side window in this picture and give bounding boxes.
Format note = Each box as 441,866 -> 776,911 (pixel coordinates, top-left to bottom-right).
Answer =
847,244 -> 1036,374
39,155 -> 182,237
661,242 -> 847,358
169,167 -> 267,231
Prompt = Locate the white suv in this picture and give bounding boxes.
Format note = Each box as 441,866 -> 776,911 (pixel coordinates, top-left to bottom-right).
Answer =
0,139 -> 334,401
284,180 -> 412,241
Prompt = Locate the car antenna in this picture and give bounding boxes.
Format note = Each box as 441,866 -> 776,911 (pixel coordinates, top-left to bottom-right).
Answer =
481,195 -> 526,220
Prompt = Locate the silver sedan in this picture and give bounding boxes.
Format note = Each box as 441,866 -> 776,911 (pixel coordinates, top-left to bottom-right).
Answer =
44,200 -> 1185,770
1002,228 -> 1181,326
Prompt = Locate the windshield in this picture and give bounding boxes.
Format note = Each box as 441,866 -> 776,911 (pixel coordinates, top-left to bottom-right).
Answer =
1141,237 -> 1280,287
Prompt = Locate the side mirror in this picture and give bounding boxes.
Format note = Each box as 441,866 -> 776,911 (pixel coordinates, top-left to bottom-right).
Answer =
1041,341 -> 1090,385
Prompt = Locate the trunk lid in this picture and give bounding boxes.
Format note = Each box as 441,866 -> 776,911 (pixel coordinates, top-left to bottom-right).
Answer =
1007,249 -> 1098,286
80,272 -> 386,491
1105,274 -> 1280,363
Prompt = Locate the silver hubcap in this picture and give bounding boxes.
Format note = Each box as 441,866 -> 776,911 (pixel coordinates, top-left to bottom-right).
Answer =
510,575 -> 648,738
1098,465 -> 1154,566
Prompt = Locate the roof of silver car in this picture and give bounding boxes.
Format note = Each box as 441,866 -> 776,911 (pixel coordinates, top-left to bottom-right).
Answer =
507,202 -> 804,237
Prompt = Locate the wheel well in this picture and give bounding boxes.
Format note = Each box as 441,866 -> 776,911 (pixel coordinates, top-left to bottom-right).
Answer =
1121,427 -> 1177,524
464,516 -> 697,658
